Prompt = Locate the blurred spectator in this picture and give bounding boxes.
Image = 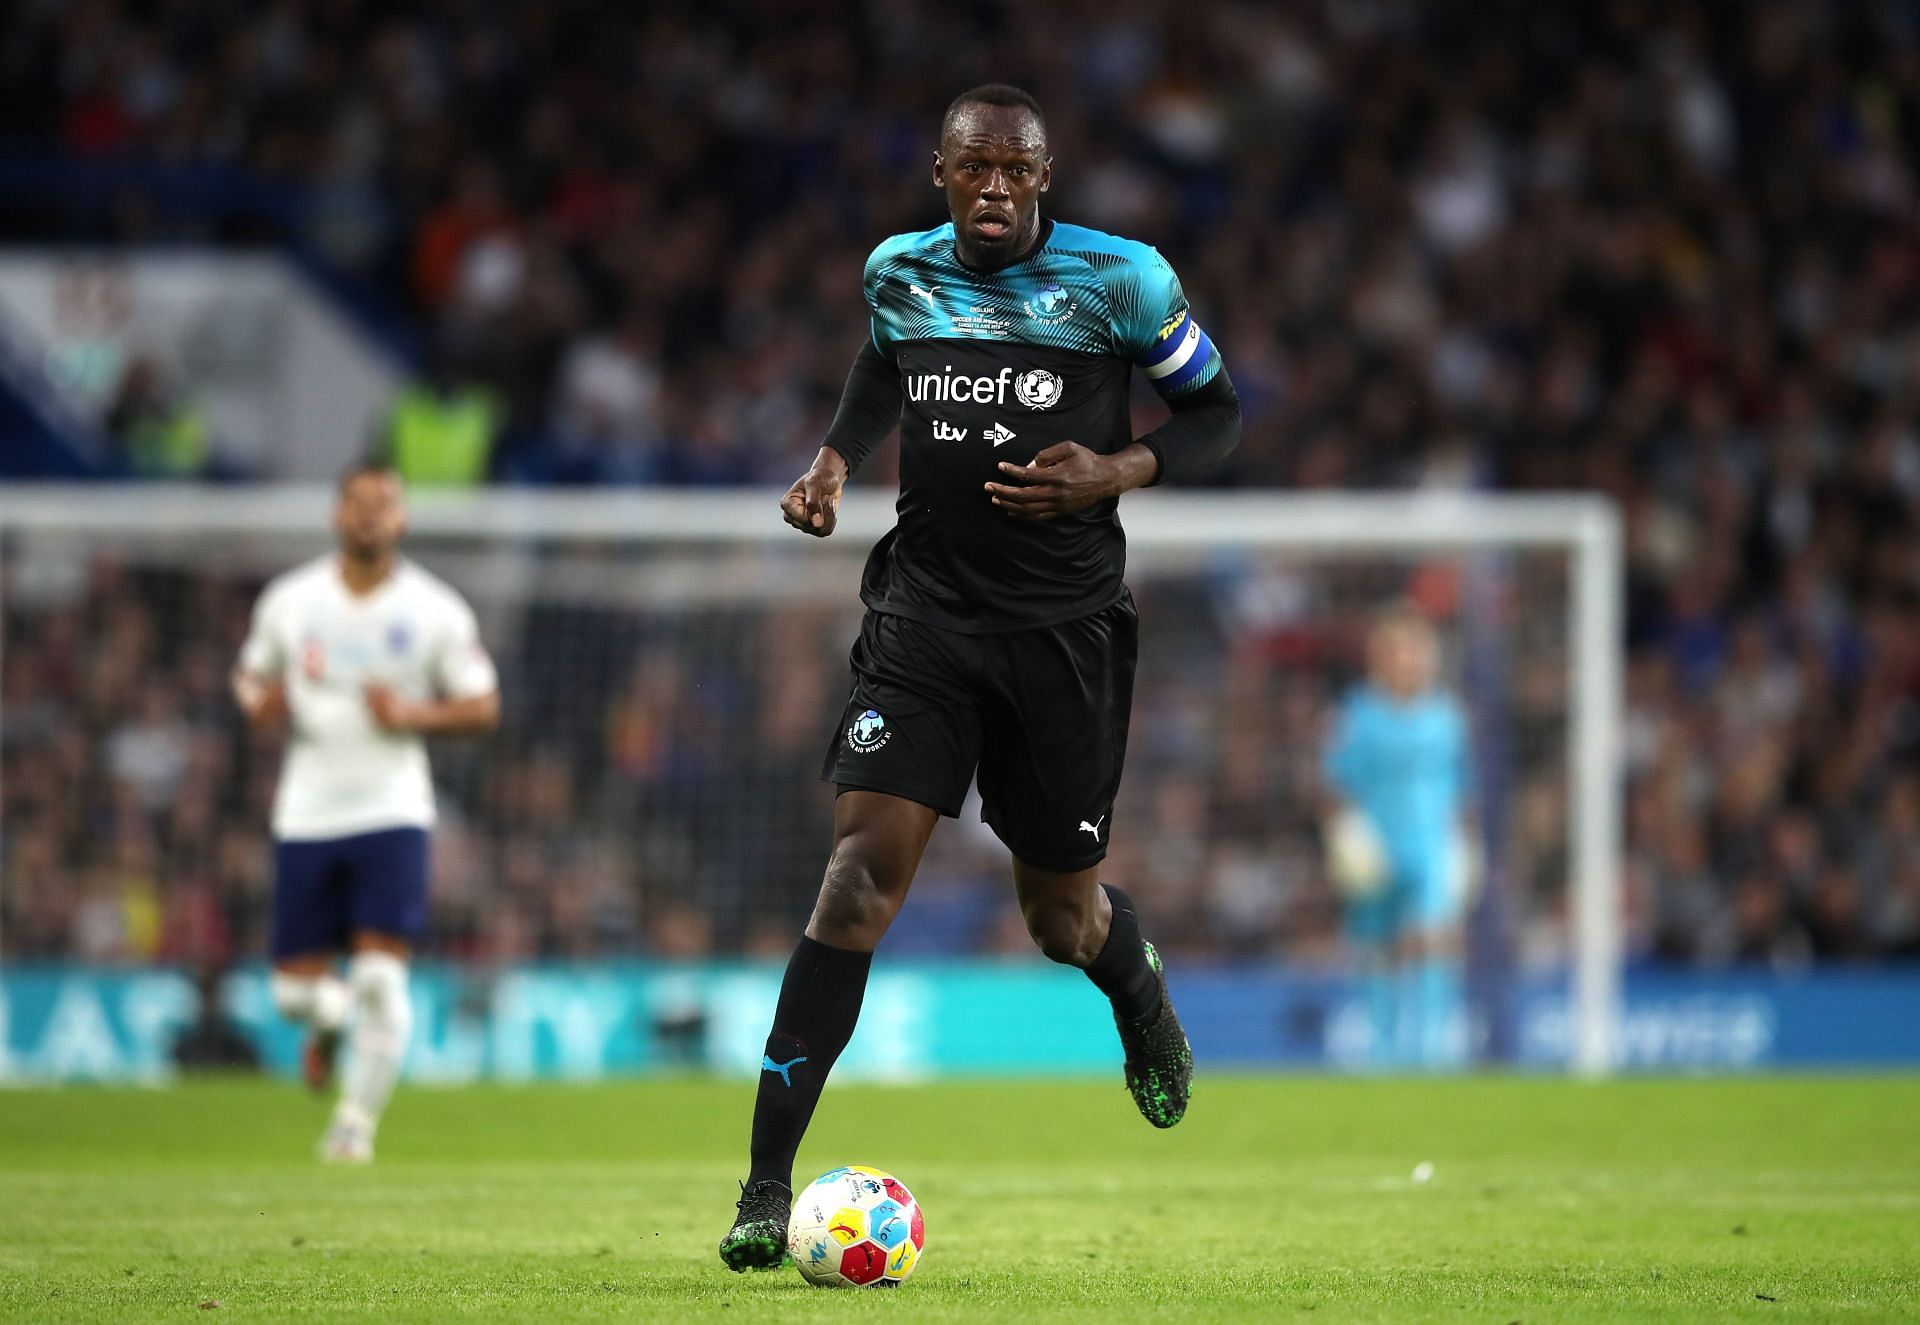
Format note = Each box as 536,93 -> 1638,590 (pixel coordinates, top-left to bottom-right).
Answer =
106,357 -> 214,479
372,343 -> 504,487
543,311 -> 666,482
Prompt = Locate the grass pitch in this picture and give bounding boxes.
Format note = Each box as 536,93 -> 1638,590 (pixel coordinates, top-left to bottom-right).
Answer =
1,1075 -> 1916,1322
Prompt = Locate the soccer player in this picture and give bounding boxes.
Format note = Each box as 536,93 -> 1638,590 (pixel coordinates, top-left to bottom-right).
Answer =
1323,608 -> 1475,1071
232,462 -> 499,1161
720,84 -> 1241,1269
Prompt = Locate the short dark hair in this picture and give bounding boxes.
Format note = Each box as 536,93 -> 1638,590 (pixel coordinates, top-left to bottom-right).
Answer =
340,458 -> 399,492
941,84 -> 1046,144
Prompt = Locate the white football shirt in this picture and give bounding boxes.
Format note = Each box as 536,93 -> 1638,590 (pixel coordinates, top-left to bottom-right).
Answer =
237,555 -> 498,841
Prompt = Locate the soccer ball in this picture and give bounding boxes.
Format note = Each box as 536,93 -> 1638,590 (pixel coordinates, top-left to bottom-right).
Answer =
787,1166 -> 925,1288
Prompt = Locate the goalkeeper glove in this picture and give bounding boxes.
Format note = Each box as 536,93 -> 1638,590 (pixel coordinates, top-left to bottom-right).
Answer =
1325,806 -> 1390,899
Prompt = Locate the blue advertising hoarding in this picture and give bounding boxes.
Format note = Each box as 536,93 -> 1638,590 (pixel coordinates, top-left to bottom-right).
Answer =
2,962 -> 1916,1084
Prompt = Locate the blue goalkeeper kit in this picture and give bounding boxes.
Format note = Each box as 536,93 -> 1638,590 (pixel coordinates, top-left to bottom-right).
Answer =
1325,683 -> 1470,931
1325,682 -> 1472,1068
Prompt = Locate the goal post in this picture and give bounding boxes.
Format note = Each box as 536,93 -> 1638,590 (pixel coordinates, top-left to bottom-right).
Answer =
0,484 -> 1624,1075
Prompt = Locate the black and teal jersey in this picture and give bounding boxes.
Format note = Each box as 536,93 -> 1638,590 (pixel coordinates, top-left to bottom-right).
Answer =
854,218 -> 1224,633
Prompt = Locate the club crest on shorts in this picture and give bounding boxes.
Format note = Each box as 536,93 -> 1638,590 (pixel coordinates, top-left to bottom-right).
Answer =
846,708 -> 892,753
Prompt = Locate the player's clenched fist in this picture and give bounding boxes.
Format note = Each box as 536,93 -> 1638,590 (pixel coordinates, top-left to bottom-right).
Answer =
363,681 -> 415,733
781,446 -> 850,536
984,441 -> 1158,522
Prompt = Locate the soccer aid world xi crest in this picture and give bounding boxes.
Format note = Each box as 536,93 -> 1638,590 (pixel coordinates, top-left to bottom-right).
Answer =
847,709 -> 891,753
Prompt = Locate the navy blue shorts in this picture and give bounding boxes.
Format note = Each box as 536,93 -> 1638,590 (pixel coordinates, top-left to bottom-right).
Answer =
272,826 -> 430,958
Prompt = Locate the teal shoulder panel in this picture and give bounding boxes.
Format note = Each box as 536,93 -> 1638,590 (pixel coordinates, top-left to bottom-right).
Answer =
864,226 -> 958,352
1042,221 -> 1223,396
1042,222 -> 1180,356
859,217 -> 1219,385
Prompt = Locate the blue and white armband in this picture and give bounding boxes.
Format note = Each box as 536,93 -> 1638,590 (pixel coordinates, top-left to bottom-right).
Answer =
1139,310 -> 1219,397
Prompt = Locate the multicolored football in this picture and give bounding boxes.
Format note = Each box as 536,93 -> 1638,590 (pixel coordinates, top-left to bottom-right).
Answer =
787,1166 -> 925,1288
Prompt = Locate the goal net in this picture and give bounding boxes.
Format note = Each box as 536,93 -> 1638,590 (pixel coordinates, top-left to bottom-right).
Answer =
0,486 -> 1622,1074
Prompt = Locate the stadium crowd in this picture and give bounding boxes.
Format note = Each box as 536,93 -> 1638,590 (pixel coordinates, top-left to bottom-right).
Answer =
3,1 -> 1920,966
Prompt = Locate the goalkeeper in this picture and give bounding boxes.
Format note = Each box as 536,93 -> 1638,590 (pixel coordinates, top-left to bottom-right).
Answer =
1323,608 -> 1476,1070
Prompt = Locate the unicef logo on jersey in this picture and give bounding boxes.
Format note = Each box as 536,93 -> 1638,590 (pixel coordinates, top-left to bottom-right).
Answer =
1023,281 -> 1078,325
1013,368 -> 1065,410
847,708 -> 892,753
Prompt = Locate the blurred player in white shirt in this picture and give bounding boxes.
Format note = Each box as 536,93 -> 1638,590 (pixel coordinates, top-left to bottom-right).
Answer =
233,463 -> 499,1160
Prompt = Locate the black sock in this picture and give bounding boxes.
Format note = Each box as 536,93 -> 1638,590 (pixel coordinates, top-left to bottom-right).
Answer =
1083,884 -> 1161,1023
746,935 -> 873,1191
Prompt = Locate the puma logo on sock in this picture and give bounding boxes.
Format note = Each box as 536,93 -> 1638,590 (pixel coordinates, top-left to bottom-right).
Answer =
761,1054 -> 808,1086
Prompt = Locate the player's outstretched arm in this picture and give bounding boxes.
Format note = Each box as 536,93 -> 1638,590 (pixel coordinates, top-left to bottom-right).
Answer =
780,447 -> 849,537
231,669 -> 288,729
364,683 -> 500,736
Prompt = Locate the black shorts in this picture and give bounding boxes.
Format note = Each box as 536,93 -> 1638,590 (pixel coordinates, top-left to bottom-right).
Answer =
821,596 -> 1137,872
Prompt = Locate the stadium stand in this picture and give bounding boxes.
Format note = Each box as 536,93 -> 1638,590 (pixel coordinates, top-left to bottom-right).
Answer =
2,2 -> 1918,966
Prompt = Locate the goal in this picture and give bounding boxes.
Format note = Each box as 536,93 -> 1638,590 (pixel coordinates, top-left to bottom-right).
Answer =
0,485 -> 1623,1074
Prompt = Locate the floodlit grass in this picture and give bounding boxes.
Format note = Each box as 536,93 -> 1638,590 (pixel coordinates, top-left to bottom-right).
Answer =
2,1075 -> 1916,1321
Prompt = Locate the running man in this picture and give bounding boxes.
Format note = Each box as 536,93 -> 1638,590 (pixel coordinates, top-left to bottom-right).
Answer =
720,84 -> 1241,1268
233,462 -> 499,1160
